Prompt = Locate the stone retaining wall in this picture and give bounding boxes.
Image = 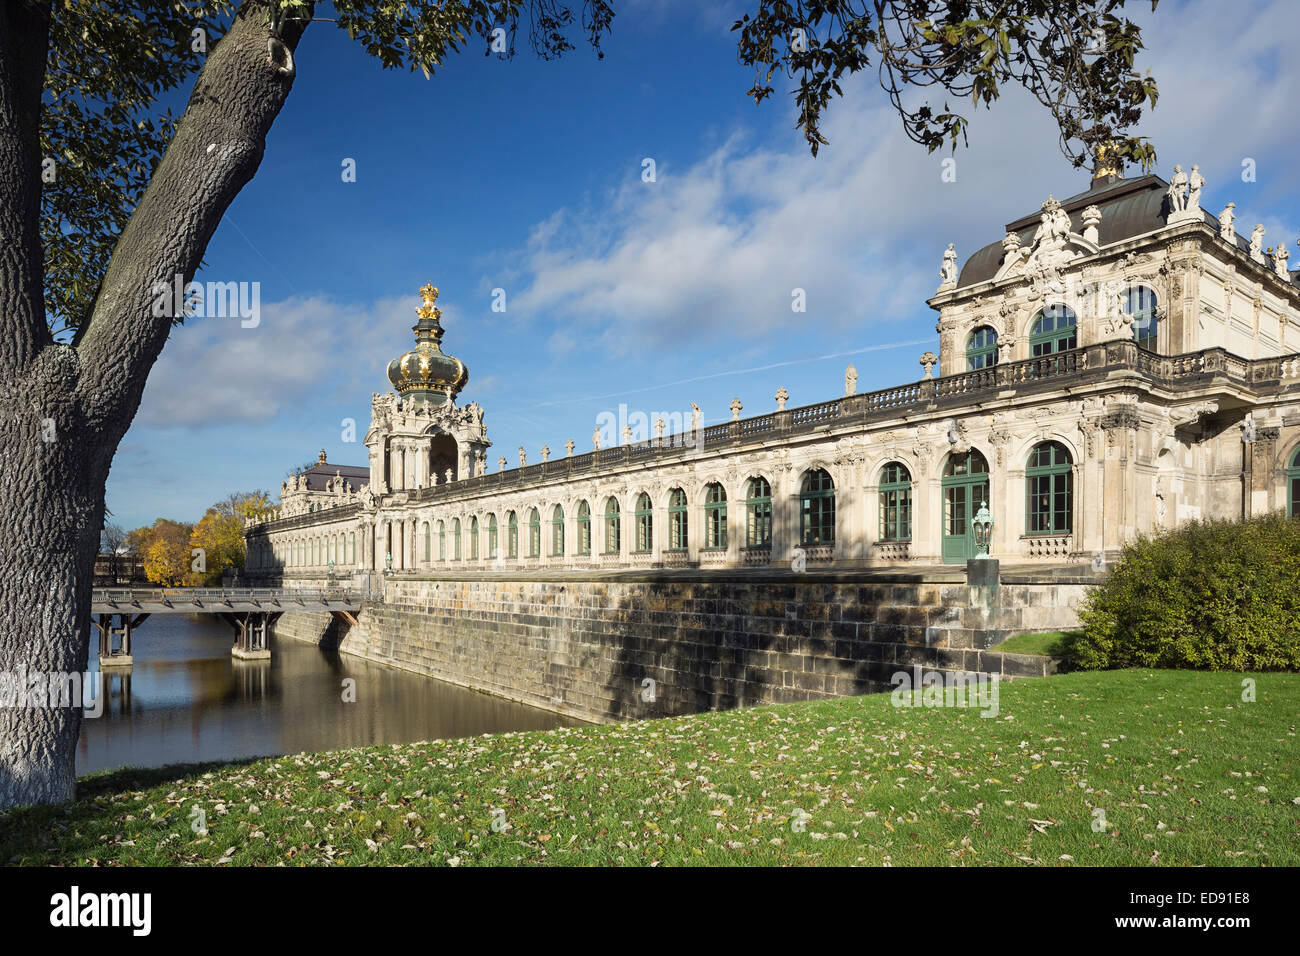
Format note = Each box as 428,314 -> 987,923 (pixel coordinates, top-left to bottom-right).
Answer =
271,572 -> 1090,724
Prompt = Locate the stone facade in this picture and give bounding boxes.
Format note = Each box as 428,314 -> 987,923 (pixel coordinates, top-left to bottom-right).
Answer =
271,572 -> 1079,724
245,166 -> 1300,578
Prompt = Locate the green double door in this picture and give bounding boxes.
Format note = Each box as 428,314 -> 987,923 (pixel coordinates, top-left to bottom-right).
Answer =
942,450 -> 990,564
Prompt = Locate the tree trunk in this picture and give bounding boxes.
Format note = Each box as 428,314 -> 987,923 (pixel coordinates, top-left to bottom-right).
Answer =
0,0 -> 310,809
0,363 -> 107,806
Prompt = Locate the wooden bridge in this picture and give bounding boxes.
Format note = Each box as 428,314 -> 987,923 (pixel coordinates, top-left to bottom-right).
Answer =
90,587 -> 371,666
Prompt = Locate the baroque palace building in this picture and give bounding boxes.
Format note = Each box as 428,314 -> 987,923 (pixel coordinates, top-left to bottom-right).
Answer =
245,162 -> 1300,579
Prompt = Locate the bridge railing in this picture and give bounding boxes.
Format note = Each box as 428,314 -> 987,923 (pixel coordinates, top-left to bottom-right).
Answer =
91,586 -> 376,606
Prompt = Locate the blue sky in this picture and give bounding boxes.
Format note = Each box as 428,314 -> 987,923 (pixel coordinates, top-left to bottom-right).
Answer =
107,0 -> 1300,530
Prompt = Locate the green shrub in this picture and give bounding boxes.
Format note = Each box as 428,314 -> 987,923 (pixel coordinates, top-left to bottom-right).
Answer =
1068,513 -> 1300,671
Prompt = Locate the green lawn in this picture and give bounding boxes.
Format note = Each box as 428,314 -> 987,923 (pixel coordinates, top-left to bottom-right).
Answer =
2,669 -> 1296,866
994,631 -> 1080,656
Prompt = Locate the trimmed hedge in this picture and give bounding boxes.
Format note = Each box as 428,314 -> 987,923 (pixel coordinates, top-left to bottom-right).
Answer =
1068,513 -> 1300,671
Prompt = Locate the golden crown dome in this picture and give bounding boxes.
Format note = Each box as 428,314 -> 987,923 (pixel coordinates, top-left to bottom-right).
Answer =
386,283 -> 469,406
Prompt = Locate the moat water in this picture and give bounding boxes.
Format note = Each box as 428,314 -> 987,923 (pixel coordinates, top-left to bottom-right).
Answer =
77,614 -> 578,776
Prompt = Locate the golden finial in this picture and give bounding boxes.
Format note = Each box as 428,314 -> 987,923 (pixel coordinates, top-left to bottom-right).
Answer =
416,282 -> 442,321
1093,142 -> 1121,181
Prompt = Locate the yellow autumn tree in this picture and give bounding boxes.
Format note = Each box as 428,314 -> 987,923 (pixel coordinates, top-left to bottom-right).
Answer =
140,519 -> 195,586
188,490 -> 271,585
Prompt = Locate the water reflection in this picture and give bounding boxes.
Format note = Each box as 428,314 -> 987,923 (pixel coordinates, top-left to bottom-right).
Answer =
78,613 -> 578,776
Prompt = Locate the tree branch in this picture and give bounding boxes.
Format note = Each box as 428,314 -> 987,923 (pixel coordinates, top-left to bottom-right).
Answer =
75,0 -> 311,440
0,0 -> 52,373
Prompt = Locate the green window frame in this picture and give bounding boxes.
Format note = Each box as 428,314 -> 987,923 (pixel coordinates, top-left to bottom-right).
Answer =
1126,285 -> 1158,351
745,477 -> 772,547
1029,303 -> 1078,356
507,511 -> 518,558
452,518 -> 462,560
879,462 -> 912,541
634,493 -> 652,552
436,520 -> 444,561
667,488 -> 688,550
487,514 -> 498,558
604,497 -> 621,554
551,505 -> 565,556
704,482 -> 727,549
799,469 -> 835,545
577,500 -> 591,554
528,508 -> 541,557
966,326 -> 998,370
1289,448 -> 1300,518
1026,441 -> 1073,534
470,517 -> 479,559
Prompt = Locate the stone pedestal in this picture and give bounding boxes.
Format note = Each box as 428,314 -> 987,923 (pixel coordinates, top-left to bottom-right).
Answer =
966,557 -> 1000,588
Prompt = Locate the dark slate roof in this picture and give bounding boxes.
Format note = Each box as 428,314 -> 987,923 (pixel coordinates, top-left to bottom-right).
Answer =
956,173 -> 1222,289
300,461 -> 368,492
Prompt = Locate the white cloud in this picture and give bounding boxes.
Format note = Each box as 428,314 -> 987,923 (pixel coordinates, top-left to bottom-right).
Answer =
135,294 -> 412,427
506,0 -> 1300,358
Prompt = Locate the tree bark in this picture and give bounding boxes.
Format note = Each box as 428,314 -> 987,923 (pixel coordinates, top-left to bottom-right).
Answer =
0,1 -> 310,808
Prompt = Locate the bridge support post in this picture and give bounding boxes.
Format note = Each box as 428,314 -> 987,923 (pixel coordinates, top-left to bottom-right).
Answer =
93,613 -> 145,667
228,611 -> 274,660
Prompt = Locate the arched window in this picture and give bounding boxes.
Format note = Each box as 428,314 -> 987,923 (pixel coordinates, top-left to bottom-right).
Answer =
577,500 -> 591,555
800,469 -> 835,545
311,539 -> 316,565
704,483 -> 727,549
966,326 -> 998,370
1288,448 -> 1300,518
436,520 -> 444,561
668,488 -> 688,550
1027,441 -> 1073,534
1030,303 -> 1077,356
507,511 -> 518,558
551,505 -> 565,556
604,497 -> 621,554
1126,285 -> 1158,351
528,508 -> 541,557
879,462 -> 912,541
634,493 -> 652,552
470,517 -> 480,560
453,518 -> 462,560
487,514 -> 498,558
745,477 -> 772,547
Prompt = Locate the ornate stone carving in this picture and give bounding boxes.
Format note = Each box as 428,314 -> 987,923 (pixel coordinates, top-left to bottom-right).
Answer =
775,386 -> 789,410
1250,224 -> 1266,264
1219,203 -> 1236,242
1273,242 -> 1290,280
844,366 -> 857,396
919,352 -> 938,379
938,242 -> 958,291
1024,195 -> 1074,298
1081,204 -> 1102,244
1166,164 -> 1204,224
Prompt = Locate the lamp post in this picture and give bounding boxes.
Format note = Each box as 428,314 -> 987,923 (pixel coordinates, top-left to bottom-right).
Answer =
972,501 -> 993,559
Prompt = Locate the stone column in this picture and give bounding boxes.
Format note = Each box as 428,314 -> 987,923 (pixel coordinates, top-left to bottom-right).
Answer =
772,465 -> 794,564
863,477 -> 880,564
653,486 -> 667,565
995,464 -> 1018,559
725,478 -> 742,566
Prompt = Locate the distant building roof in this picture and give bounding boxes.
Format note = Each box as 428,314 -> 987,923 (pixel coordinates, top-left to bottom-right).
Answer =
956,173 -> 1225,290
297,449 -> 367,492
